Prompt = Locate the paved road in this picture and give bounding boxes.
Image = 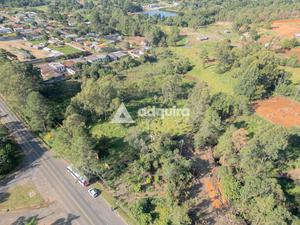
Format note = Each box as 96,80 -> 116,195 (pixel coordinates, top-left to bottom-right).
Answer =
0,97 -> 126,225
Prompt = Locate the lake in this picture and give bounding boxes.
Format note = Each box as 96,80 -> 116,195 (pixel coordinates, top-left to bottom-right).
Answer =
143,10 -> 178,18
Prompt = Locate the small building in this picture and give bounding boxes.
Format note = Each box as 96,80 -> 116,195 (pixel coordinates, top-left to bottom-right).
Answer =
0,27 -> 12,34
38,64 -> 64,82
108,51 -> 128,61
224,30 -> 231,34
85,54 -> 109,63
26,12 -> 37,18
49,62 -> 65,73
86,32 -> 97,37
66,67 -> 79,75
104,34 -> 122,42
295,33 -> 300,39
65,34 -> 78,39
33,43 -> 47,50
13,27 -> 24,32
74,37 -> 85,43
129,49 -> 145,58
197,35 -> 209,41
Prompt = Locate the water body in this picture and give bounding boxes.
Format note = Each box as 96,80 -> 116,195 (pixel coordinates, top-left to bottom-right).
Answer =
143,10 -> 177,18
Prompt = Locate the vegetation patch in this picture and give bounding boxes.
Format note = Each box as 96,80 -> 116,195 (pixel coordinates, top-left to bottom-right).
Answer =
48,44 -> 82,55
0,182 -> 46,211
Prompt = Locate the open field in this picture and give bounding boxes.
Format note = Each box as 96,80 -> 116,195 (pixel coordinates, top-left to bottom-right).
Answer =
0,182 -> 46,212
170,44 -> 238,94
0,40 -> 50,60
179,22 -> 239,46
272,19 -> 300,38
48,44 -> 82,55
254,96 -> 300,128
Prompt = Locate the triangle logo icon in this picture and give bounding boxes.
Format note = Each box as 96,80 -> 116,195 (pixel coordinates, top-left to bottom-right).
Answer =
111,103 -> 135,124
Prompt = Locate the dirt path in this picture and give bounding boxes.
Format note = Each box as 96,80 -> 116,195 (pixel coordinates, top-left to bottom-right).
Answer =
184,145 -> 226,225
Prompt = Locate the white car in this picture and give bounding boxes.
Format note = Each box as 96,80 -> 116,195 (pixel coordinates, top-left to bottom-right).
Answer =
88,188 -> 100,198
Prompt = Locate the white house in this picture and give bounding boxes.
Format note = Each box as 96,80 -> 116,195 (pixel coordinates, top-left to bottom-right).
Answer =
49,62 -> 66,73
0,27 -> 12,34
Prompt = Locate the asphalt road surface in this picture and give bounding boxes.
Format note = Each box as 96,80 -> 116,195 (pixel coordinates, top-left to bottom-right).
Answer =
0,97 -> 126,225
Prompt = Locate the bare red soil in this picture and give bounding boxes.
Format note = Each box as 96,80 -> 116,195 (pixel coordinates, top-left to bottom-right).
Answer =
255,96 -> 300,128
272,19 -> 300,38
284,47 -> 300,60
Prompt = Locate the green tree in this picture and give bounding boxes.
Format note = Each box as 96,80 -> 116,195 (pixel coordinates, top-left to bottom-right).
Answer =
194,108 -> 222,148
167,27 -> 180,46
186,82 -> 210,128
161,74 -> 182,105
236,51 -> 291,100
216,40 -> 235,73
25,91 -> 51,131
199,48 -> 209,68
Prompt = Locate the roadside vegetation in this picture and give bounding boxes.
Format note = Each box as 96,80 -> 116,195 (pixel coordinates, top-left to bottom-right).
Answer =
0,123 -> 20,179
0,182 -> 46,212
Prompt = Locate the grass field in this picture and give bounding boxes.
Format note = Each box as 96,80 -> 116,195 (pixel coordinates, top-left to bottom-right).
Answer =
170,44 -> 238,94
30,39 -> 45,45
48,44 -> 82,55
0,183 -> 45,211
285,67 -> 300,84
31,5 -> 48,12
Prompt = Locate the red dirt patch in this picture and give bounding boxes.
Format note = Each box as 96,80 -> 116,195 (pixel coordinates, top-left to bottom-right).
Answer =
255,96 -> 300,128
288,168 -> 300,181
284,47 -> 300,60
272,19 -> 300,39
202,177 -> 223,209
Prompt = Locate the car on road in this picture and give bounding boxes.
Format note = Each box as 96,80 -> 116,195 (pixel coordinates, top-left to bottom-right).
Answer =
88,188 -> 100,198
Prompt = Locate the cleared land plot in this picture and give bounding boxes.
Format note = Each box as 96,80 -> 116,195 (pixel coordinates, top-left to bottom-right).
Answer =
170,44 -> 238,94
283,47 -> 300,60
178,22 -> 239,46
272,19 -> 300,38
0,40 -> 50,60
0,182 -> 46,211
255,96 -> 300,128
48,44 -> 82,55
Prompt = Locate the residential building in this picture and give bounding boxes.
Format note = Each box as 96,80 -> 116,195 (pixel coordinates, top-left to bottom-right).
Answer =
38,64 -> 64,82
0,27 -> 12,34
108,51 -> 128,61
49,62 -> 66,73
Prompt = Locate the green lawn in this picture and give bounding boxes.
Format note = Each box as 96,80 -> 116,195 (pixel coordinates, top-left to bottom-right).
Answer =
48,44 -> 82,55
31,5 -> 48,12
284,67 -> 300,84
138,116 -> 191,136
91,123 -> 128,139
170,44 -> 238,94
0,183 -> 46,211
30,39 -> 45,45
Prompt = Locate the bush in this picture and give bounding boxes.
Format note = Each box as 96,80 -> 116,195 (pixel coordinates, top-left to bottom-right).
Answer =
0,142 -> 18,175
